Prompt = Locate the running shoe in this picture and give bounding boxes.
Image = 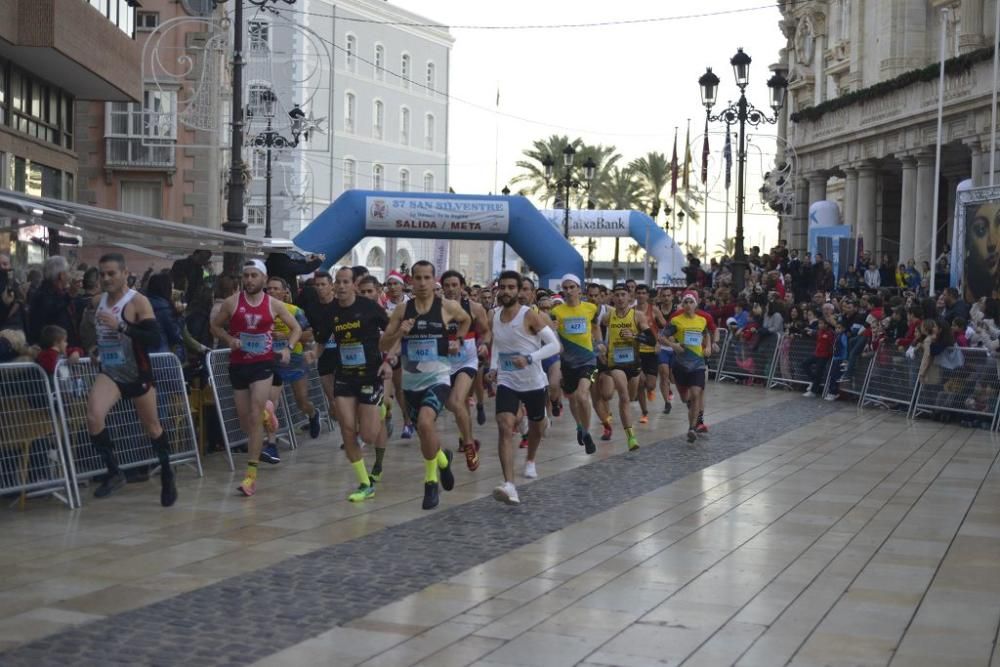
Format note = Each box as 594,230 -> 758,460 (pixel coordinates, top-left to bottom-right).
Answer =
401,423 -> 415,439
476,403 -> 487,425
686,429 -> 698,443
308,411 -> 321,439
824,393 -> 838,401
639,413 -> 649,425
627,435 -> 640,451
260,443 -> 280,464
160,471 -> 177,508
662,401 -> 672,414
464,440 -> 480,471
370,463 -> 383,482
439,448 -> 456,490
263,400 -> 279,433
492,481 -> 520,506
695,423 -> 709,434
583,432 -> 596,455
348,483 -> 375,502
551,400 -> 562,417
519,435 -> 528,449
94,471 -> 125,498
601,423 -> 613,441
237,477 -> 256,496
524,460 -> 537,479
646,390 -> 656,402
422,481 -> 439,509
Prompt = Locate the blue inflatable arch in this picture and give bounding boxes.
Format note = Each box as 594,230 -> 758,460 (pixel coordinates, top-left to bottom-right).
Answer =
293,190 -> 584,287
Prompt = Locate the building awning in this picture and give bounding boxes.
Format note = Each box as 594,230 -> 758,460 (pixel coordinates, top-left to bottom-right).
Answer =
0,189 -> 278,259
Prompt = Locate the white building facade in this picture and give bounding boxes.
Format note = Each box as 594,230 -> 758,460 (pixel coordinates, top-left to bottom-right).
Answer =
242,0 -> 452,280
778,0 -> 1000,264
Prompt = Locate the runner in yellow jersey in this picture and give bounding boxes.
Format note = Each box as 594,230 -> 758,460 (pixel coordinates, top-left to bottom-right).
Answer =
662,290 -> 711,443
549,273 -> 601,454
597,284 -> 654,451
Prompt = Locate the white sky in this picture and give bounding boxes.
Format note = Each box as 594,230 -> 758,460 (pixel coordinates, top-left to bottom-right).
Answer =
389,0 -> 788,261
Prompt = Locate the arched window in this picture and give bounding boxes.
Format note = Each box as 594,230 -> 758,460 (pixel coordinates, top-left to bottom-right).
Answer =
345,34 -> 357,71
343,92 -> 355,132
372,163 -> 384,190
399,168 -> 410,192
424,113 -> 435,151
374,44 -> 385,80
372,100 -> 384,139
343,158 -> 356,189
399,106 -> 410,145
425,61 -> 435,95
401,53 -> 411,88
423,171 -> 435,192
366,246 -> 384,268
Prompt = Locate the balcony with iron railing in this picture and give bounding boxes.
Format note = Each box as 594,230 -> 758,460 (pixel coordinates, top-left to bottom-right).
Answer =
105,109 -> 176,169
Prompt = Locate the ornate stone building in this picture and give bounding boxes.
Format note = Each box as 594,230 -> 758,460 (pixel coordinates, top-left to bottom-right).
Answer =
779,0 -> 1000,264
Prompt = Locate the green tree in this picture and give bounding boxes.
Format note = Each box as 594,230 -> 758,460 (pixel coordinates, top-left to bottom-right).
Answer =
626,242 -> 642,281
596,166 -> 644,283
714,237 -> 736,258
630,152 -> 670,222
512,135 -> 620,209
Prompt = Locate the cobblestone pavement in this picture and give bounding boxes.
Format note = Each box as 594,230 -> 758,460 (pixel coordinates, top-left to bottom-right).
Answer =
0,398 -> 837,666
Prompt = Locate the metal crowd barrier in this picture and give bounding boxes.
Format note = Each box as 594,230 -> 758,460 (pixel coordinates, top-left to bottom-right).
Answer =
769,335 -> 822,390
206,348 -> 296,471
909,347 -> 1000,429
716,330 -> 781,384
706,329 -> 729,380
857,345 -> 919,411
54,354 -> 202,507
281,361 -> 335,436
0,362 -> 76,509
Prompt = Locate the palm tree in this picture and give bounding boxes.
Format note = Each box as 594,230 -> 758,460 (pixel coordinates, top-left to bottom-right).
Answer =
625,242 -> 642,281
685,243 -> 705,260
630,152 -> 670,222
583,238 -> 598,279
595,166 -> 644,283
714,238 -> 736,258
512,135 -> 620,209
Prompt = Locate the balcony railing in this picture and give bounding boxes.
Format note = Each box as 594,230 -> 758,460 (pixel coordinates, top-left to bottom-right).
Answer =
106,137 -> 176,168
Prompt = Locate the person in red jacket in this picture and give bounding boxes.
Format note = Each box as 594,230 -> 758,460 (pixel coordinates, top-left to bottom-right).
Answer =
35,325 -> 83,376
801,318 -> 834,397
896,305 -> 924,350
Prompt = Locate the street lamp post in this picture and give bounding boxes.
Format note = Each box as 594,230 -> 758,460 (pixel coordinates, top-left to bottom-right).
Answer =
500,185 -> 511,269
252,101 -> 307,238
542,146 -> 596,239
699,49 -> 787,294
222,0 -> 298,273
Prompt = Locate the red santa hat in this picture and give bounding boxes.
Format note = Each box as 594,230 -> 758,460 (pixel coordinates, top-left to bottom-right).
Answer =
386,270 -> 405,285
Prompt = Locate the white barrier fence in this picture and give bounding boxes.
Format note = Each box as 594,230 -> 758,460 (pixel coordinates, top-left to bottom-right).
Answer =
281,363 -> 335,435
716,330 -> 781,384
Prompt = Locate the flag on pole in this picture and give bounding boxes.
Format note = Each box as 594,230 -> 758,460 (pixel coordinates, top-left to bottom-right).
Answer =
701,130 -> 710,185
682,120 -> 692,193
723,126 -> 733,190
670,128 -> 678,196
496,87 -> 500,108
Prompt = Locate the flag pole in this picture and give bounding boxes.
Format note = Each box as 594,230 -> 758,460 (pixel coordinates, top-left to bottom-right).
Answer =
930,7 -> 948,296
991,1 -> 1000,186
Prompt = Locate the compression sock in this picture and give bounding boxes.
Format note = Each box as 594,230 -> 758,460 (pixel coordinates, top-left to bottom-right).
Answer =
424,458 -> 438,483
351,459 -> 371,487
625,426 -> 635,439
91,429 -> 120,475
601,415 -> 612,426
436,448 -> 449,469
374,447 -> 386,468
697,410 -> 705,426
150,431 -> 171,472
246,461 -> 258,481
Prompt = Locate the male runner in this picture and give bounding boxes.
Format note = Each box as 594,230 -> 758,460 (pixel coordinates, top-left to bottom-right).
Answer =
356,273 -> 396,448
598,284 -> 654,451
322,267 -> 391,501
384,270 -> 414,439
211,259 -> 301,496
635,284 -> 666,423
380,260 -> 471,509
662,290 -> 711,443
550,273 -> 600,454
488,270 -> 561,504
86,253 -> 176,506
263,276 -> 320,465
657,288 -> 677,413
303,271 -> 340,425
441,270 -> 489,470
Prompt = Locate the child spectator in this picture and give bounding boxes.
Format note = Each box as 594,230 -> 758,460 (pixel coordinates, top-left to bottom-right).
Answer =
952,317 -> 970,348
802,318 -> 834,397
826,319 -> 849,400
35,325 -> 82,376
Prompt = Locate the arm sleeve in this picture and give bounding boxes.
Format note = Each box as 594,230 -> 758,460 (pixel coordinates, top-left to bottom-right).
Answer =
636,328 -> 656,346
124,318 -> 162,348
536,325 -> 560,360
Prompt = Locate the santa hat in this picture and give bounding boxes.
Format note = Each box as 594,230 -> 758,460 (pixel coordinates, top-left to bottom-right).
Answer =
681,290 -> 700,303
386,270 -> 405,285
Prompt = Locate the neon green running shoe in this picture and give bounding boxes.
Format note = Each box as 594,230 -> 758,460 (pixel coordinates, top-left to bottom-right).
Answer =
348,484 -> 375,503
627,435 -> 640,452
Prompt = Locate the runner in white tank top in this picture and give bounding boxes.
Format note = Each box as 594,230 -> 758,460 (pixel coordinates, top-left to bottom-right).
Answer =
487,271 -> 561,506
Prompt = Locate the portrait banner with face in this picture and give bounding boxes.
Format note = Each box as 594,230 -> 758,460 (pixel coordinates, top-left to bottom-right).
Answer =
956,185 -> 1000,303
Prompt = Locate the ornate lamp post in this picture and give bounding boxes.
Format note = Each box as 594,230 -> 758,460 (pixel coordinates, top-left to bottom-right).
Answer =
541,146 -> 596,239
252,97 -> 308,238
699,48 -> 787,293
500,185 -> 511,269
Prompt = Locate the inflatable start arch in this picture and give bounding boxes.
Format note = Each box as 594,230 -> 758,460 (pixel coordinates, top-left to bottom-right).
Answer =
294,190 -> 584,287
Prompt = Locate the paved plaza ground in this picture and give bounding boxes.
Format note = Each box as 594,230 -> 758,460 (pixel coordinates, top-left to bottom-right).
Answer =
1,383 -> 999,666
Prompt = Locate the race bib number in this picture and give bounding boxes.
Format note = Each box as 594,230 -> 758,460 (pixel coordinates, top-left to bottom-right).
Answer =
563,317 -> 587,335
407,338 -> 438,362
498,352 -> 522,372
340,342 -> 366,367
324,337 -> 337,350
612,346 -> 635,364
98,340 -> 125,367
273,339 -> 288,352
239,332 -> 269,355
683,330 -> 703,347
